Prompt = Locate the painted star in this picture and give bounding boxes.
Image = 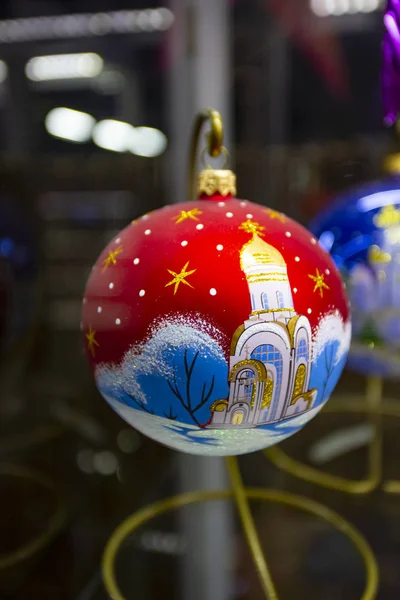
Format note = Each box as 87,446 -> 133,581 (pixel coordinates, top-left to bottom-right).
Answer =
172,208 -> 203,224
239,220 -> 265,236
165,261 -> 196,295
308,268 -> 330,298
265,209 -> 286,222
85,326 -> 100,357
103,246 -> 122,270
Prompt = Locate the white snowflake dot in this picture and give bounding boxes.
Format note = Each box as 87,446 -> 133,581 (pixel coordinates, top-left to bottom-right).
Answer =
240,202 -> 247,207
218,202 -> 225,207
307,308 -> 312,314
109,282 -> 114,290
295,257 -> 300,262
97,306 -> 102,314
285,232 -> 291,238
139,289 -> 146,297
293,288 -> 298,294
115,318 -> 121,325
133,258 -> 140,265
83,298 -> 87,304
143,215 -> 149,220
325,269 -> 330,275
181,240 -> 188,247
311,237 -> 317,245
196,224 -> 204,231
115,237 -> 121,244
216,244 -> 224,251
144,229 -> 151,235
226,212 -> 234,218
246,214 -> 253,219
210,288 -> 217,296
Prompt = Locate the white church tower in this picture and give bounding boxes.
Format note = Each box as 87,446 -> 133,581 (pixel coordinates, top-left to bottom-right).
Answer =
210,233 -> 317,429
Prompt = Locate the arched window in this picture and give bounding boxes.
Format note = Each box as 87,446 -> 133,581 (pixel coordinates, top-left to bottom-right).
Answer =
261,293 -> 269,310
251,345 -> 283,420
276,291 -> 284,308
251,293 -> 256,310
237,370 -> 254,404
297,338 -> 308,361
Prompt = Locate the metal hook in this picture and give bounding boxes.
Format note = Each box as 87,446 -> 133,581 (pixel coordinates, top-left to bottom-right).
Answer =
188,109 -> 225,200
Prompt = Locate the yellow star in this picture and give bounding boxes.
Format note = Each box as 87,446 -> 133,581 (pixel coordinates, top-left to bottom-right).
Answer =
239,220 -> 265,236
165,261 -> 196,295
265,209 -> 286,222
172,208 -> 203,224
103,246 -> 122,270
308,268 -> 330,298
85,326 -> 100,357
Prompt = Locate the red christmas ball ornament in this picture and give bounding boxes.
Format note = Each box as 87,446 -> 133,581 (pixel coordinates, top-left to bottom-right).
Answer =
82,118 -> 350,456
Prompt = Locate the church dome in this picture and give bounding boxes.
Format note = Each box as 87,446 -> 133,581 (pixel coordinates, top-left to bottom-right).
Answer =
240,234 -> 286,272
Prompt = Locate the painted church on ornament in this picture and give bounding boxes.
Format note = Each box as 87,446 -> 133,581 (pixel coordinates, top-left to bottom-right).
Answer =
209,233 -> 317,429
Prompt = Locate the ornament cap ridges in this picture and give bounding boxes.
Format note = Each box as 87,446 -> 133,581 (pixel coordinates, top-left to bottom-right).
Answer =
197,168 -> 237,198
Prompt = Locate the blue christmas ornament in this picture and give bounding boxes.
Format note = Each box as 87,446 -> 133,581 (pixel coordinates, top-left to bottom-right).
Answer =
310,174 -> 400,378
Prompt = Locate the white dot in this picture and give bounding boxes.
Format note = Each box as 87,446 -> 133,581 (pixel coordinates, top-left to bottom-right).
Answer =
210,288 -> 217,296
218,202 -> 225,207
97,306 -> 102,314
325,269 -> 330,275
285,232 -> 291,238
115,318 -> 121,325
307,308 -> 312,314
226,212 -> 234,218
145,229 -> 151,235
295,257 -> 300,262
83,298 -> 87,304
216,244 -> 224,251
181,240 -> 188,247
240,202 -> 247,207
246,214 -> 253,219
293,288 -> 298,294
143,215 -> 149,220
311,237 -> 317,245
133,258 -> 140,265
196,224 -> 204,231
109,282 -> 114,290
139,289 -> 146,297
115,237 -> 121,244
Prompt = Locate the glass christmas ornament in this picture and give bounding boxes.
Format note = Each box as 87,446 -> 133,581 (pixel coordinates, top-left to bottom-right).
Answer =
82,112 -> 350,456
310,171 -> 400,379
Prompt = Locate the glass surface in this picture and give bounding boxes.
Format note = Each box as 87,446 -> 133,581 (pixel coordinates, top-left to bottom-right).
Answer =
0,0 -> 397,598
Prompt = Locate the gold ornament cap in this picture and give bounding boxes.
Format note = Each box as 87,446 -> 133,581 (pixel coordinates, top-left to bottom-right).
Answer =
197,168 -> 237,198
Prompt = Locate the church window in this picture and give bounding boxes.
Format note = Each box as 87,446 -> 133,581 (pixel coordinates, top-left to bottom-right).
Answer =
261,292 -> 269,310
237,370 -> 254,404
297,338 -> 308,361
251,293 -> 256,309
251,345 -> 283,420
276,291 -> 284,308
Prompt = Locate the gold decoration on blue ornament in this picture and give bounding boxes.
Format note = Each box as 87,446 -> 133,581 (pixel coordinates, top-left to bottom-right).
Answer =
374,204 -> 400,228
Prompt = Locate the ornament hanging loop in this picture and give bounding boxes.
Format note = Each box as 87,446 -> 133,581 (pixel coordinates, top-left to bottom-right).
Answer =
189,109 -> 225,200
189,108 -> 236,200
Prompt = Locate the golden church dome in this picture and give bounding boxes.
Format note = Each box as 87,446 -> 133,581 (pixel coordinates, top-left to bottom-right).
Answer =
240,234 -> 286,272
